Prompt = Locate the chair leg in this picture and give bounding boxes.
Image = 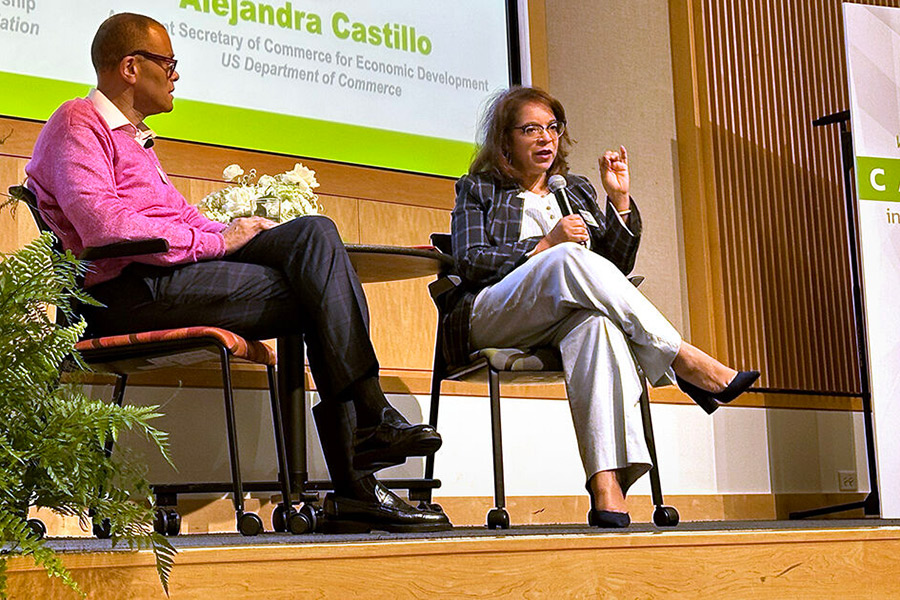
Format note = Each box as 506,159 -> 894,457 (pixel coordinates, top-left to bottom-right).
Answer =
638,376 -> 679,527
92,374 -> 129,539
103,374 -> 128,458
486,367 -> 510,529
422,371 -> 443,503
267,367 -> 293,505
218,348 -> 262,535
267,365 -> 314,534
277,336 -> 309,496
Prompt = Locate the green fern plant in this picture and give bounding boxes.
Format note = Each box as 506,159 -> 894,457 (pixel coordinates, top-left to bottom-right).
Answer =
0,226 -> 176,598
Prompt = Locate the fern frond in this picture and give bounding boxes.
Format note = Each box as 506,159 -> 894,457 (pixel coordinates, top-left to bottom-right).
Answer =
0,228 -> 174,597
0,509 -> 84,598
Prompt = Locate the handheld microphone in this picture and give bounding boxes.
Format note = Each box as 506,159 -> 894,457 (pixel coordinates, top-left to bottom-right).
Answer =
548,174 -> 572,216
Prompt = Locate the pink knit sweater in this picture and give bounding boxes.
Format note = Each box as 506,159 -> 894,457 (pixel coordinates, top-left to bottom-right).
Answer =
26,98 -> 227,287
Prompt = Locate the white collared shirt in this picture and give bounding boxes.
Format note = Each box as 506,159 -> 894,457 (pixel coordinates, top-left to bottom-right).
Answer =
87,88 -> 157,148
87,89 -> 166,184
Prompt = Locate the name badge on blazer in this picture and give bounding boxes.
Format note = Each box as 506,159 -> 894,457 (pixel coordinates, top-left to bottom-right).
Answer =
579,209 -> 599,228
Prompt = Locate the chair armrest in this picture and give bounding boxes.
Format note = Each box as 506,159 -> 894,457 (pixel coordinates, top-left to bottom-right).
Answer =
428,274 -> 461,304
430,232 -> 452,255
79,239 -> 170,261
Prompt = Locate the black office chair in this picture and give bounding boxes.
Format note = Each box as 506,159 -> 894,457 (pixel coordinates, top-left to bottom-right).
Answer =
9,184 -> 315,537
422,233 -> 680,529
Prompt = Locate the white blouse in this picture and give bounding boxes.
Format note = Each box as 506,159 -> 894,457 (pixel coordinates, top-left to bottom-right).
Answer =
518,190 -> 594,250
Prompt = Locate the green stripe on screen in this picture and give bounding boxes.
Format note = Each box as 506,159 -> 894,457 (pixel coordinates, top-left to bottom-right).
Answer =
0,71 -> 91,121
0,71 -> 473,177
856,156 -> 900,202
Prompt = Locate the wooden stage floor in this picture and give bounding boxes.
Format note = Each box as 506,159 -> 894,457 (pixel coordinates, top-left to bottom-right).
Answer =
7,519 -> 900,599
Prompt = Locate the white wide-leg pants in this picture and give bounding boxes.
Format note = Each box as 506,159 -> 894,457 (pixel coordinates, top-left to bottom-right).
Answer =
470,243 -> 682,491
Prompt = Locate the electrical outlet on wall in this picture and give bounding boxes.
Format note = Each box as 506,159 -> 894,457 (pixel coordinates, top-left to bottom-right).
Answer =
838,470 -> 858,492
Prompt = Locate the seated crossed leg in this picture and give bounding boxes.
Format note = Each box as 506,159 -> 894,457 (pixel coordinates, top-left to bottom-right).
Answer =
471,243 -> 759,528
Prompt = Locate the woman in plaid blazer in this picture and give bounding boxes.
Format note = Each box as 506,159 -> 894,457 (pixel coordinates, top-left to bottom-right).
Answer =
446,86 -> 759,528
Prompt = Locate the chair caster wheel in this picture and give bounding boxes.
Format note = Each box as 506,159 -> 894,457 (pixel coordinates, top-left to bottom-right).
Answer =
272,504 -> 291,533
287,511 -> 312,535
154,508 -> 182,536
487,508 -> 510,529
298,503 -> 318,532
418,501 -> 444,513
92,517 -> 112,539
166,509 -> 181,536
653,505 -> 680,527
238,512 -> 263,536
153,508 -> 168,535
26,518 -> 47,540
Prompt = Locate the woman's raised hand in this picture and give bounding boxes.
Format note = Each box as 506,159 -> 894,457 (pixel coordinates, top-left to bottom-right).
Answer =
599,146 -> 630,211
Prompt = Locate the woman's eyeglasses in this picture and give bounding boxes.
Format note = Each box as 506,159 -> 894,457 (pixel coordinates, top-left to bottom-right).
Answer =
511,121 -> 566,139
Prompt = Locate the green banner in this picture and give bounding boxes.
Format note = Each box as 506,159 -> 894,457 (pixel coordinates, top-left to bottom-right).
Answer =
0,71 -> 473,177
856,156 -> 900,202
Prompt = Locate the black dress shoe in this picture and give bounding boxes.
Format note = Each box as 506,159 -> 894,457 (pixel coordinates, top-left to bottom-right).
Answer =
588,509 -> 631,528
676,370 -> 760,415
322,480 -> 452,533
353,408 -> 442,471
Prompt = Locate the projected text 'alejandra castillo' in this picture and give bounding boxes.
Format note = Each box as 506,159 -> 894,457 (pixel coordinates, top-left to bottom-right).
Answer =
180,0 -> 434,55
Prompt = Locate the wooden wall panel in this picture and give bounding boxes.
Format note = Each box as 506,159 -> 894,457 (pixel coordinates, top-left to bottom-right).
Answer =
316,195 -> 361,243
0,155 -> 21,254
670,0 -> 900,395
150,137 -> 456,210
0,155 -> 37,254
358,199 -> 451,246
358,200 -> 452,371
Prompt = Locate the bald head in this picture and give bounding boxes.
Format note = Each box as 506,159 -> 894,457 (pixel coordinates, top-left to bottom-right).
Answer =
91,13 -> 164,74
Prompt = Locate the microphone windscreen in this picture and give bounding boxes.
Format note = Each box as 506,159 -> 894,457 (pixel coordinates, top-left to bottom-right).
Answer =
548,174 -> 567,192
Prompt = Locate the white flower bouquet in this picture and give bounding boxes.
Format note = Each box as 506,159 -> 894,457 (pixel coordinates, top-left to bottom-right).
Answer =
199,163 -> 321,223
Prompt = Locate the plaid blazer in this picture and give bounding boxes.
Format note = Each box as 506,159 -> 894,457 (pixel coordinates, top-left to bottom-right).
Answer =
442,171 -> 643,368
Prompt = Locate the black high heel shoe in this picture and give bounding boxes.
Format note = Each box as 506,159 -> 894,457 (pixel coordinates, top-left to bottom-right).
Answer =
586,486 -> 631,528
676,370 -> 760,415
588,509 -> 631,528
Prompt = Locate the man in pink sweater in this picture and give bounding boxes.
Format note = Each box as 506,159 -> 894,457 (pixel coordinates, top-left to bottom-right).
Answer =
26,12 -> 450,533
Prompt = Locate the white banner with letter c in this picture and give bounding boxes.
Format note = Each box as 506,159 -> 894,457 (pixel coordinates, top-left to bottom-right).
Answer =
844,2 -> 900,519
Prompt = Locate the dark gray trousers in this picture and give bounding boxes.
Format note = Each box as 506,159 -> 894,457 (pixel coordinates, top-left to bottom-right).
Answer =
83,215 -> 374,488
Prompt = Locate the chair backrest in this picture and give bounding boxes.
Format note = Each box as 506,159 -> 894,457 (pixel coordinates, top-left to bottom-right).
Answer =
8,184 -> 53,236
426,233 -> 460,305
7,184 -> 169,260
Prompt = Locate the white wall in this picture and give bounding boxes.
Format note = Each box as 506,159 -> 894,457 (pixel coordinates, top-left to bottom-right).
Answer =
114,386 -> 868,499
544,0 -> 689,332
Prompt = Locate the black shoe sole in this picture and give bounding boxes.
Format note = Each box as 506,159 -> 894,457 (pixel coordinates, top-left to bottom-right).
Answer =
321,517 -> 453,534
353,433 -> 443,471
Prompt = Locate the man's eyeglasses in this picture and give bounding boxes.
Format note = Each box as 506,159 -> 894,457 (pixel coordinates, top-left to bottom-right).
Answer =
511,121 -> 566,139
128,50 -> 178,78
